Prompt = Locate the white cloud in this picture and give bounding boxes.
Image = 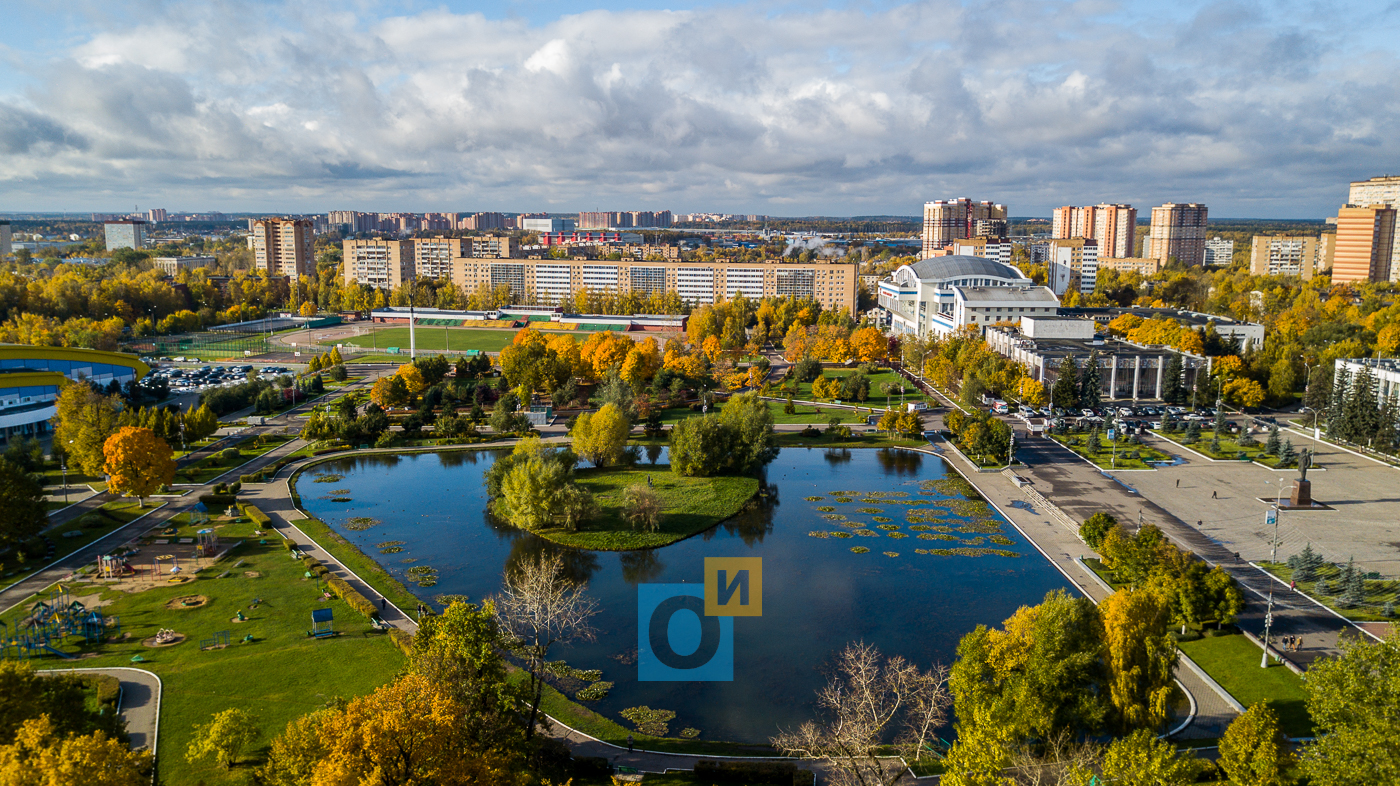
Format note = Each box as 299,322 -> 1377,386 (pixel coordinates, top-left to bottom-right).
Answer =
0,0 -> 1397,215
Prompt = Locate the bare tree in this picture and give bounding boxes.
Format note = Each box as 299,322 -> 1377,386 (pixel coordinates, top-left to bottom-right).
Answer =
623,484 -> 664,532
772,642 -> 950,786
492,552 -> 600,740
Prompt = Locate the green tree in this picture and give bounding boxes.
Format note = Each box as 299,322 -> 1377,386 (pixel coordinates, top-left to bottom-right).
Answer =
716,392 -> 778,473
1096,728 -> 1199,785
1299,632 -> 1400,784
623,484 -> 664,532
495,440 -> 574,530
1265,423 -> 1281,456
1079,350 -> 1102,409
1162,354 -> 1186,405
1078,512 -> 1117,549
569,404 -> 631,467
0,459 -> 48,550
669,415 -> 729,477
1101,587 -> 1177,732
1219,701 -> 1295,786
1052,355 -> 1079,410
186,708 -> 260,769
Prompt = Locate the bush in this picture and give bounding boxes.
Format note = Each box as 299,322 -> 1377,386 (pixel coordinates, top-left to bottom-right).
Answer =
87,674 -> 121,708
220,447 -> 241,461
239,473 -> 263,484
1079,512 -> 1117,549
693,760 -> 811,785
229,481 -> 241,494
792,358 -> 823,383
388,627 -> 414,655
241,504 -> 271,527
199,493 -> 238,508
326,576 -> 379,620
329,364 -> 348,382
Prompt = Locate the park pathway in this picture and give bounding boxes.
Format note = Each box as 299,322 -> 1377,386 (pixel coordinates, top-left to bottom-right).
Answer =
39,667 -> 162,753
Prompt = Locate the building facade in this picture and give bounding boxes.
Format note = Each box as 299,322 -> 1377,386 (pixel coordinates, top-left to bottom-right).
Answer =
459,212 -> 508,231
1335,357 -> 1400,406
1097,257 -> 1162,276
1051,204 -> 1137,258
1347,176 -> 1400,282
250,218 -> 314,279
1332,206 -> 1396,283
0,220 -> 9,257
984,325 -> 1207,402
153,256 -> 216,276
1047,238 -> 1098,297
0,345 -> 148,442
921,199 -> 1007,257
877,256 -> 1044,337
1146,203 -> 1209,266
520,218 -> 576,233
343,239 -> 414,289
1203,237 -> 1234,266
103,220 -> 147,251
1248,235 -> 1334,279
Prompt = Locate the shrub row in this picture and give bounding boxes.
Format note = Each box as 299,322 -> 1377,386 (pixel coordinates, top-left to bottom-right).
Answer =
692,761 -> 812,786
388,628 -> 414,656
241,504 -> 272,528
82,674 -> 122,708
240,473 -> 266,484
198,493 -> 238,508
326,575 -> 380,620
312,444 -> 350,456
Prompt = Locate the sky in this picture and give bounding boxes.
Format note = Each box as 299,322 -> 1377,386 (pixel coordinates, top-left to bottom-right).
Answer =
1,0 -> 1398,218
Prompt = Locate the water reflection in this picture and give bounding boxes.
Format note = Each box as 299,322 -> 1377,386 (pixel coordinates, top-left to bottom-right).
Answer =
822,448 -> 853,465
504,536 -> 602,586
875,447 -> 923,475
618,550 -> 666,585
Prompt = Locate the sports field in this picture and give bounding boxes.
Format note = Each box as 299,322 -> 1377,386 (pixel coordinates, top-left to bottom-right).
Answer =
319,326 -> 532,353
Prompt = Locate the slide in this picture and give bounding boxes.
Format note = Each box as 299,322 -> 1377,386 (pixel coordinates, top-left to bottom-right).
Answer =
41,645 -> 74,659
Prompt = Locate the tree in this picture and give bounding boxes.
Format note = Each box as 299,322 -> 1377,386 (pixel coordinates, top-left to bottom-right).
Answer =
1300,630 -> 1400,785
184,403 -> 220,442
1277,438 -> 1296,467
492,553 -> 599,741
370,374 -> 409,409
1079,350 -> 1102,409
1016,376 -> 1047,407
102,427 -> 176,506
1184,420 -> 1201,444
1052,355 -> 1079,410
623,484 -> 663,532
494,438 -> 590,531
1100,587 -> 1177,732
771,642 -> 949,786
0,715 -> 151,786
0,459 -> 47,550
1220,701 -> 1295,786
669,415 -> 730,477
186,708 -> 260,769
1264,423 -> 1281,456
1095,728 -> 1199,785
1078,512 -> 1117,549
716,392 -> 778,473
1224,378 -> 1266,409
850,327 -> 888,362
570,404 -> 630,467
1162,354 -> 1186,405
50,383 -> 121,477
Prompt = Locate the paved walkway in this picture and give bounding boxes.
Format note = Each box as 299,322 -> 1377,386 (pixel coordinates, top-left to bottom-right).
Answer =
39,667 -> 162,753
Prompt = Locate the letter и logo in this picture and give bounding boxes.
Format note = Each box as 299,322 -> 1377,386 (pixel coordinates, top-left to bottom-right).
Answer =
704,557 -> 762,617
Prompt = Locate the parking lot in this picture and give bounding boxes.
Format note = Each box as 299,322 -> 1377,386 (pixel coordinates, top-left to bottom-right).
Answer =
139,357 -> 297,395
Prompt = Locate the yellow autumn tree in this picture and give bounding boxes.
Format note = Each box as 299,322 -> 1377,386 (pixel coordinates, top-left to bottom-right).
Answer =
0,715 -> 151,786
1223,378 -> 1266,408
395,364 -> 427,395
1100,588 -> 1177,733
849,327 -> 888,363
102,427 -> 176,507
51,383 -> 122,477
1016,377 -> 1047,407
569,404 -> 631,467
369,375 -> 409,408
299,301 -> 317,317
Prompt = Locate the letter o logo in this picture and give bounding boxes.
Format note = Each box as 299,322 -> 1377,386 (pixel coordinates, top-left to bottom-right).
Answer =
647,594 -> 722,670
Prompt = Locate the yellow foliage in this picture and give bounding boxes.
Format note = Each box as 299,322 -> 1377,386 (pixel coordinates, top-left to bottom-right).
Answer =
570,404 -> 631,467
1016,377 -> 1047,407
581,331 -> 635,378
102,427 -> 176,503
1223,378 -> 1266,408
1211,356 -> 1243,380
1100,588 -> 1176,732
1105,313 -> 1144,337
395,364 -> 427,394
0,715 -> 151,786
662,349 -> 707,378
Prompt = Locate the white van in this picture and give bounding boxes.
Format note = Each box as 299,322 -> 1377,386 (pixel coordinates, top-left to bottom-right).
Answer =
907,402 -> 929,413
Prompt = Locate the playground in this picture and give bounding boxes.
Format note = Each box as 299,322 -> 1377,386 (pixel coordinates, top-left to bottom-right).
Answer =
0,505 -> 405,784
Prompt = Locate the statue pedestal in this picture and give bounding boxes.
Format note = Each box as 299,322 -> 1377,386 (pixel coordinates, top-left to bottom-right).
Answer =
1290,479 -> 1312,508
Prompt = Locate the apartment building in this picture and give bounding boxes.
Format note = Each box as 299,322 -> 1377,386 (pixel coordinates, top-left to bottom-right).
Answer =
1249,235 -> 1335,280
1203,237 -> 1234,266
343,238 -> 414,289
153,256 -> 215,275
147,208 -> 167,223
1340,176 -> 1400,281
521,218 -> 576,233
459,212 -> 507,231
1047,238 -> 1098,297
452,259 -> 858,315
1332,206 -> 1396,283
578,210 -> 673,229
945,237 -> 1013,266
618,244 -> 681,261
1096,257 -> 1162,276
921,198 -> 1007,257
103,220 -> 146,251
0,220 -> 10,257
1050,204 -> 1137,258
1146,203 -> 1209,267
250,218 -> 314,279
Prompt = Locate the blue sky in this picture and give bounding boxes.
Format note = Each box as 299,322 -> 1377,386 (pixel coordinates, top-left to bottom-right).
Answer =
1,0 -> 1398,217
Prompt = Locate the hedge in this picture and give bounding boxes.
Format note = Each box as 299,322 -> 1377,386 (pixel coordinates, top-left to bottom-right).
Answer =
693,761 -> 813,786
240,473 -> 265,484
199,493 -> 238,508
327,575 -> 380,620
241,504 -> 272,527
388,628 -> 414,656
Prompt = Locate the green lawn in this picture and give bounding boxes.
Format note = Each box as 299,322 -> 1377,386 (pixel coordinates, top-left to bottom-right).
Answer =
288,517 -> 423,618
324,326 -> 602,354
653,402 -> 872,427
1049,431 -> 1170,470
1177,634 -> 1312,737
782,368 -> 930,410
1258,561 -> 1399,622
0,514 -> 405,785
2,500 -> 152,584
174,436 -> 294,484
1155,429 -> 1293,466
529,465 -> 760,550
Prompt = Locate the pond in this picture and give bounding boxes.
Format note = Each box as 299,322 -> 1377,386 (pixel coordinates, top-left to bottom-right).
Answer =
298,446 -> 1073,743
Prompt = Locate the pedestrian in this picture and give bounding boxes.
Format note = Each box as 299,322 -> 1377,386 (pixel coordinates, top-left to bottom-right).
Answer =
380,597 -> 386,611
1176,478 -> 1180,488
648,475 -> 653,488
627,734 -> 634,753
1290,580 -> 1296,591
1212,490 -> 1217,499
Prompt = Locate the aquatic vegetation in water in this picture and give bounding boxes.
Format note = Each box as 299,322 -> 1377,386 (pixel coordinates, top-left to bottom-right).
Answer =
850,546 -> 870,554
804,496 -> 825,502
989,535 -> 1015,545
621,706 -> 676,736
434,594 -> 469,606
379,546 -> 404,554
909,524 -> 932,531
920,477 -> 981,499
919,547 -> 1021,558
406,565 -> 439,587
883,552 -> 900,557
377,541 -> 405,548
833,497 -> 854,503
875,523 -> 900,531
854,529 -> 879,537
919,533 -> 958,541
816,506 -> 836,512
313,474 -> 345,483
830,531 -> 853,539
886,532 -> 907,539
872,516 -> 892,523
946,499 -> 994,517
808,531 -> 830,538
576,681 -> 613,701
857,507 -> 883,514
822,513 -> 847,521
957,519 -> 1003,534
680,727 -> 701,739
345,517 -> 381,531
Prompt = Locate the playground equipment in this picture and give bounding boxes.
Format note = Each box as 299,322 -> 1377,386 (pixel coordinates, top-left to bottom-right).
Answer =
97,553 -> 134,579
0,586 -> 119,659
196,529 -> 218,558
152,554 -> 177,583
200,630 -> 230,650
309,608 -> 335,638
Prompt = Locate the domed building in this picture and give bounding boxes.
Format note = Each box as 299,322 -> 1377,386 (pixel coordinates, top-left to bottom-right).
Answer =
876,255 -> 1059,337
0,346 -> 149,443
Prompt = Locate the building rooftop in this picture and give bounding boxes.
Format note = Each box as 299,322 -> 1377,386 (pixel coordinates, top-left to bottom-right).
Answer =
1061,306 -> 1258,329
955,285 -> 1059,304
906,255 -> 1026,282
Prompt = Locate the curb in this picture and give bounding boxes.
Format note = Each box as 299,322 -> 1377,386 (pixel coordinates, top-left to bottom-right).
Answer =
39,666 -> 163,758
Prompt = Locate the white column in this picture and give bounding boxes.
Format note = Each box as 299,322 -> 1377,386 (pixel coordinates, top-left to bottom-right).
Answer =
1132,356 -> 1142,401
1109,357 -> 1118,401
1155,355 -> 1165,400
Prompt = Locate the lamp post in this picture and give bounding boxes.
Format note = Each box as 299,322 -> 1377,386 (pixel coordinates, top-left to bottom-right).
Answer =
1260,477 -> 1284,668
61,440 -> 73,504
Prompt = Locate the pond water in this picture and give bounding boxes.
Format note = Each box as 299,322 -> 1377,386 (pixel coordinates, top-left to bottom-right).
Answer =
298,446 -> 1073,743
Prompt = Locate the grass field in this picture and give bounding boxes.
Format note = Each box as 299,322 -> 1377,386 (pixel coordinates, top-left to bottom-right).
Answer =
1,500 -> 153,584
1154,429 -> 1291,466
0,511 -> 405,785
654,402 -> 870,427
289,517 -> 424,617
782,368 -> 931,410
174,435 -> 295,485
1049,431 -> 1171,470
1177,633 -> 1312,737
1258,560 -> 1399,622
322,326 -> 603,354
532,465 -> 759,550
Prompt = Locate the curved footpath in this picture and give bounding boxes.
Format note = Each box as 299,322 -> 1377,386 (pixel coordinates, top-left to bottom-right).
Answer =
38,667 -> 161,753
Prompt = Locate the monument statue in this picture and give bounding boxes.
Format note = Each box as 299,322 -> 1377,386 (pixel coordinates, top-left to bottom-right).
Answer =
1291,448 -> 1313,507
1298,448 -> 1311,481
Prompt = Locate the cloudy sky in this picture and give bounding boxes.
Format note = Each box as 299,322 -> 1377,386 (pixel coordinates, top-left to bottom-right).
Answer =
1,0 -> 1397,217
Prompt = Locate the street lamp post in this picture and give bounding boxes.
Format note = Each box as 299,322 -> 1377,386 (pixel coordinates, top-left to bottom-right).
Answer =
1261,477 -> 1284,668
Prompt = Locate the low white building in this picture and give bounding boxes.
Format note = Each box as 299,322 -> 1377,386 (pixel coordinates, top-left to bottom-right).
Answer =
877,255 -> 1044,337
952,286 -> 1061,329
153,256 -> 216,275
1335,358 -> 1400,404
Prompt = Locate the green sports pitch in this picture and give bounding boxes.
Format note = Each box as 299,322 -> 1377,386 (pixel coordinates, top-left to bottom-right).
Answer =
319,326 -> 599,354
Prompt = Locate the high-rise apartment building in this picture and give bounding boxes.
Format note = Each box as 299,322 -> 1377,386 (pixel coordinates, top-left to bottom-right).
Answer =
1146,203 -> 1209,266
943,237 -> 1013,266
0,220 -> 10,257
459,212 -> 507,231
1051,204 -> 1138,258
1203,237 -> 1234,266
1332,206 -> 1396,283
1046,238 -> 1098,297
147,208 -> 167,223
103,220 -> 147,251
250,218 -> 314,279
343,239 -> 414,289
1344,176 -> 1400,281
1249,235 -> 1334,280
921,199 -> 1007,257
578,211 -> 672,229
